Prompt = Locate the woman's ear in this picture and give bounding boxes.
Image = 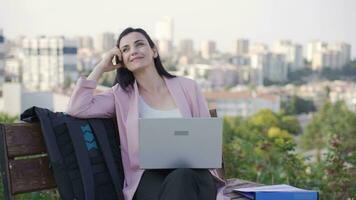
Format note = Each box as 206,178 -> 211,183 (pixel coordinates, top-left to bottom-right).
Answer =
152,47 -> 158,58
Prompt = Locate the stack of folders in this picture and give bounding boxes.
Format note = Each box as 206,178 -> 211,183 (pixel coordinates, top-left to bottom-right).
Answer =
234,184 -> 319,200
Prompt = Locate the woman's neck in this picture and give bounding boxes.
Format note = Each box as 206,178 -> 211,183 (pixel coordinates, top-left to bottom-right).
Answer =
134,66 -> 166,94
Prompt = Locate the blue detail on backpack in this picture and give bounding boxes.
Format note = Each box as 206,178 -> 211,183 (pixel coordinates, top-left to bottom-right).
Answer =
81,124 -> 98,151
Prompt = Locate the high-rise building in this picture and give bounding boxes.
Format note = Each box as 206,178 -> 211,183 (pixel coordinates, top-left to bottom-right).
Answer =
273,40 -> 304,72
308,41 -> 351,70
0,29 -> 6,84
307,41 -> 327,62
250,43 -> 269,54
77,36 -> 94,50
249,53 -> 265,85
155,17 -> 174,58
0,29 -> 4,59
200,40 -> 216,60
156,39 -> 173,58
95,32 -> 115,52
178,39 -> 194,56
251,52 -> 287,83
22,36 -> 78,91
5,57 -> 22,82
265,53 -> 288,82
331,42 -> 351,67
235,39 -> 249,55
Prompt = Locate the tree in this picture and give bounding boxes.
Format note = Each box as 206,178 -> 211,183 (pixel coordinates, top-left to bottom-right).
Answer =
287,67 -> 312,85
321,134 -> 356,199
301,101 -> 356,161
281,95 -> 316,115
63,75 -> 72,89
0,112 -> 18,123
278,115 -> 302,135
223,109 -> 308,186
99,71 -> 116,87
298,100 -> 356,199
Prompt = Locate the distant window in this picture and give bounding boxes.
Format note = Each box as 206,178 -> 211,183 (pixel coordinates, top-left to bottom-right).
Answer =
64,64 -> 77,71
63,47 -> 77,54
30,48 -> 39,55
25,48 -> 31,55
0,36 -> 4,43
40,48 -> 49,55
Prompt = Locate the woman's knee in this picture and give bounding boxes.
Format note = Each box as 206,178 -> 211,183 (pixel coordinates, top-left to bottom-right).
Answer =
166,168 -> 196,183
171,168 -> 194,176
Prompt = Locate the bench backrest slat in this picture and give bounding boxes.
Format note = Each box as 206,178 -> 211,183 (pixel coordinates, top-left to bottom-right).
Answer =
9,157 -> 56,194
4,123 -> 46,158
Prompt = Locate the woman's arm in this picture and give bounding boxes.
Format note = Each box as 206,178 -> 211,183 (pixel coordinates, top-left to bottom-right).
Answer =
66,77 -> 115,118
66,47 -> 123,118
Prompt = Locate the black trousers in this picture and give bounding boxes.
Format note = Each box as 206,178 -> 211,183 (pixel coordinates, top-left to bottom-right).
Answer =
133,169 -> 217,200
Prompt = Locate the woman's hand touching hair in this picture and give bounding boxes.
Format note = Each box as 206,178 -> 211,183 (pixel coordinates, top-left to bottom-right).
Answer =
87,47 -> 123,82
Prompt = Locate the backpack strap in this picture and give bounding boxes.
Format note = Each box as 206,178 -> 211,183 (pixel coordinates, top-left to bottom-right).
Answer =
33,108 -> 76,200
89,119 -> 124,200
33,108 -> 63,162
66,121 -> 95,200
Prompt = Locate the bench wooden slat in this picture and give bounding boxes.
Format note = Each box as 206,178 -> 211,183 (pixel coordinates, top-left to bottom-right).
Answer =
3,123 -> 46,158
9,156 -> 56,194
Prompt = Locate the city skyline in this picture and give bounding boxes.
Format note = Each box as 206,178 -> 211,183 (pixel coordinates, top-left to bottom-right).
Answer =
1,0 -> 355,58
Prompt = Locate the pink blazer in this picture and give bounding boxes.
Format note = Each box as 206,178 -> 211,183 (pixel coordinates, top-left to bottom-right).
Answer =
67,76 -> 226,200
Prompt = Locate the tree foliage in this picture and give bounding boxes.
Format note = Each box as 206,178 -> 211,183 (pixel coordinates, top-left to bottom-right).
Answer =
0,112 -> 18,123
281,95 -> 316,115
223,105 -> 356,199
223,109 -> 307,186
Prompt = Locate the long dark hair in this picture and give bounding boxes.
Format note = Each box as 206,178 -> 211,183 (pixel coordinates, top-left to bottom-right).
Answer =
113,27 -> 175,92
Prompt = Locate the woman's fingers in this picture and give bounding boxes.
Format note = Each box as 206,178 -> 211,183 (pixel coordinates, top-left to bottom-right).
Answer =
111,47 -> 122,63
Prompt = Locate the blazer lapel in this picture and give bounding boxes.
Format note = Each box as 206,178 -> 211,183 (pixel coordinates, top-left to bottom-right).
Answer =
125,81 -> 140,168
164,77 -> 192,118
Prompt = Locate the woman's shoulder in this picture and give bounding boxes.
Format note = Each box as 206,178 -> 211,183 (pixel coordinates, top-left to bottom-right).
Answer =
111,83 -> 131,95
172,76 -> 198,88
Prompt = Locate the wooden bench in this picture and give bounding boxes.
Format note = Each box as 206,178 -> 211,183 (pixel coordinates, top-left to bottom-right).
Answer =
0,110 -> 262,200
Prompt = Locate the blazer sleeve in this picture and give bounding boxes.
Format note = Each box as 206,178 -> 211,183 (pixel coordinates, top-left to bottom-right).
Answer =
192,81 -> 211,117
66,76 -> 115,118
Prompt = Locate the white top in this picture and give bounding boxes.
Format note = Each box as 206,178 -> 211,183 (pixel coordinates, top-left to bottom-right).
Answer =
138,95 -> 182,118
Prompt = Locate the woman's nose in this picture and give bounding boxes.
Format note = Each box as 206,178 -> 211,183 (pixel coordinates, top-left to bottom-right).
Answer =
130,47 -> 139,55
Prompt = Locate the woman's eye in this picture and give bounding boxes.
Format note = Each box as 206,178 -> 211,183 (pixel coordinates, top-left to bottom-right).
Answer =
122,48 -> 128,53
137,43 -> 144,47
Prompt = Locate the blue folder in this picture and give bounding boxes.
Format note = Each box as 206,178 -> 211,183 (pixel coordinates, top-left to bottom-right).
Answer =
234,184 -> 319,200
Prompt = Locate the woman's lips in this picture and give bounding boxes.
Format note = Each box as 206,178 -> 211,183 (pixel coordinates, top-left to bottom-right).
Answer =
131,57 -> 144,62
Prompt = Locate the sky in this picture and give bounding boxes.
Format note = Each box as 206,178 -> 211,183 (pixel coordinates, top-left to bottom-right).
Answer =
1,0 -> 355,57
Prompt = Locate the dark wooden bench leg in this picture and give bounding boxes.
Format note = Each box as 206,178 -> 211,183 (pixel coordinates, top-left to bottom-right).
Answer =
0,127 -> 14,200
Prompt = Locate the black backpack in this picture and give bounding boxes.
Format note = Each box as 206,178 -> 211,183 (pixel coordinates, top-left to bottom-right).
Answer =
21,107 -> 125,200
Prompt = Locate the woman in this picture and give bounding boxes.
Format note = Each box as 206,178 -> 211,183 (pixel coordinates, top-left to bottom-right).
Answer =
67,27 -> 226,200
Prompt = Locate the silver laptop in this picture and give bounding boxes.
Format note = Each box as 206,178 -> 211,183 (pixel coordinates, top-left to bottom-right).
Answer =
138,118 -> 222,169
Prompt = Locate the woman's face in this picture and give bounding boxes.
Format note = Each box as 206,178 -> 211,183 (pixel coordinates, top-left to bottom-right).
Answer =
119,32 -> 157,72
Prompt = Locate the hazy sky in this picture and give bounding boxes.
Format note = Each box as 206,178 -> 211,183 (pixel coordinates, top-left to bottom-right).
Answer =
1,0 -> 355,57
